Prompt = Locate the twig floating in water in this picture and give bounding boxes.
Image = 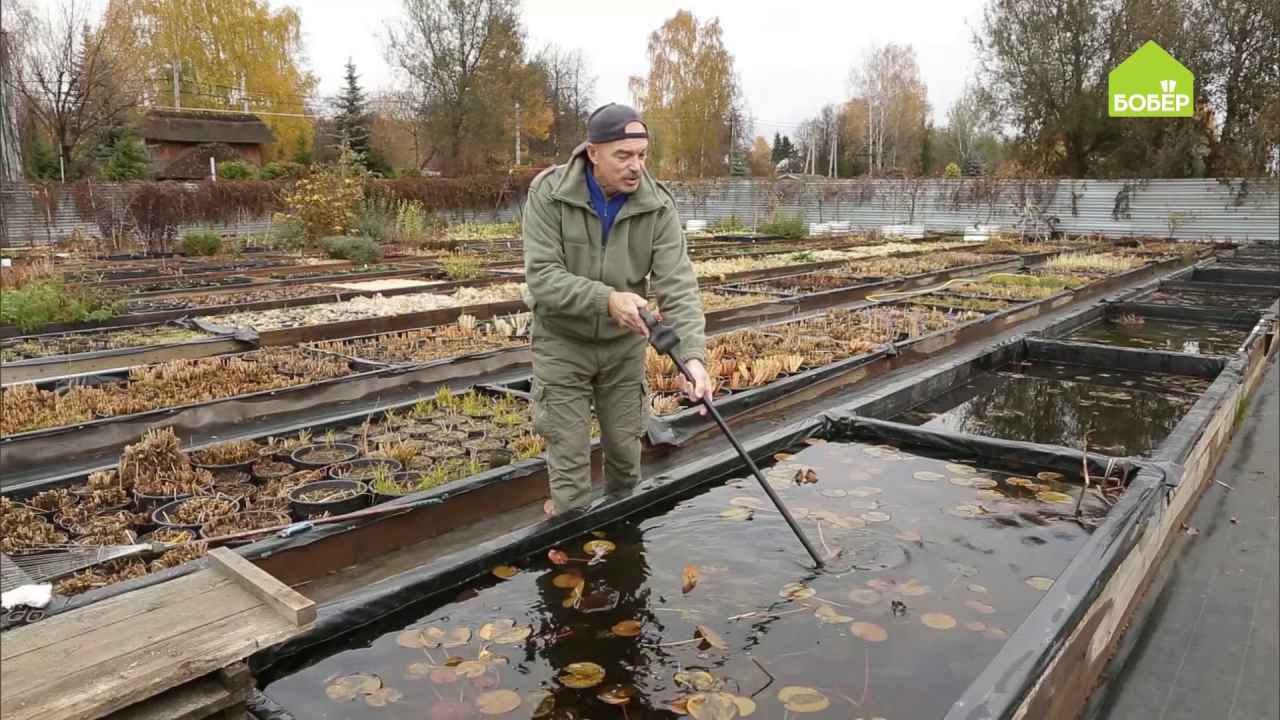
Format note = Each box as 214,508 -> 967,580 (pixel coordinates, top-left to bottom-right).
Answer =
750,657 -> 775,698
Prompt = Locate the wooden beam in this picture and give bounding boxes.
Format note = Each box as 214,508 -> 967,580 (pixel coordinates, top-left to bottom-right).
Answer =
207,548 -> 315,626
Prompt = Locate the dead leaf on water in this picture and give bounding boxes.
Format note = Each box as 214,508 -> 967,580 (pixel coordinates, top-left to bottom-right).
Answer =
848,588 -> 882,605
612,619 -> 643,637
850,621 -> 888,642
1036,490 -> 1074,505
558,661 -> 606,689
491,565 -> 519,579
965,600 -> 996,615
913,470 -> 945,482
862,511 -> 892,523
814,604 -> 854,624
964,621 -> 988,632
1025,576 -> 1055,591
720,507 -> 754,521
682,565 -> 700,594
687,692 -> 739,720
583,539 -> 616,556
1037,471 -> 1064,482
597,685 -> 637,706
552,571 -> 583,588
779,582 -> 816,600
949,476 -> 975,487
475,689 -> 522,715
921,612 -> 957,630
967,583 -> 988,594
777,686 -> 831,713
325,673 -> 382,701
896,529 -> 923,543
947,463 -> 977,475
696,624 -> 729,650
364,687 -> 403,707
730,496 -> 767,509
849,486 -> 882,497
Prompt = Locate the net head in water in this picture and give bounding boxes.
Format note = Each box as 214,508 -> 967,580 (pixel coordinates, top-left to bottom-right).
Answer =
266,439 -> 1111,719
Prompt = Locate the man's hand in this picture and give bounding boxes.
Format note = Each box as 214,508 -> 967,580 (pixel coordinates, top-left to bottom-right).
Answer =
681,359 -> 714,416
608,291 -> 657,337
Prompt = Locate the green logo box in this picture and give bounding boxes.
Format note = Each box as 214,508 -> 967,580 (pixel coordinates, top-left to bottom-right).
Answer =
1109,41 -> 1195,118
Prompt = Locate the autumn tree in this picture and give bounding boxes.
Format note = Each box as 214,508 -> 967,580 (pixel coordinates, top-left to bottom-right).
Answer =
369,89 -> 432,172
1199,0 -> 1279,175
628,10 -> 744,178
531,45 -> 595,159
748,135 -> 772,176
387,0 -> 549,173
9,0 -> 142,179
847,43 -> 930,175
943,80 -> 1001,174
109,0 -> 317,159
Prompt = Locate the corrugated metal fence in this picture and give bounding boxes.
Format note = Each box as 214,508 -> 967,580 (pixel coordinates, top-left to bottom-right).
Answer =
2,176 -> 1276,248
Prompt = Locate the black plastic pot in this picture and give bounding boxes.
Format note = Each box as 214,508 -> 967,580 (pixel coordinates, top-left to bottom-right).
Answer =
327,458 -> 403,482
191,457 -> 256,475
288,480 -> 369,519
290,442 -> 360,469
370,471 -> 425,504
133,487 -> 195,514
151,495 -> 239,532
251,458 -> 295,483
199,510 -> 291,543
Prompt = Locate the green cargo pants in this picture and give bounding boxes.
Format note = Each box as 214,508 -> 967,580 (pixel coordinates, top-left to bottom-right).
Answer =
531,319 -> 648,511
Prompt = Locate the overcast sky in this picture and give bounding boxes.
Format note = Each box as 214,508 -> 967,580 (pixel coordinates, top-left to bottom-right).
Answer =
43,0 -> 988,136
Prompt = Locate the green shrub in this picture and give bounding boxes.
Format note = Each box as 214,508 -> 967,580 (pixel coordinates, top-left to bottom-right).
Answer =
944,162 -> 962,178
357,195 -> 396,241
321,236 -> 383,264
258,161 -> 305,180
179,231 -> 223,256
709,214 -> 748,234
0,278 -> 119,332
216,160 -> 257,180
439,253 -> 484,280
268,214 -> 307,251
760,213 -> 808,239
97,130 -> 150,181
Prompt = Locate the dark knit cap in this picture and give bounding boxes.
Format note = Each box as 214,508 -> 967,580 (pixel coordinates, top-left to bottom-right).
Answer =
587,103 -> 648,143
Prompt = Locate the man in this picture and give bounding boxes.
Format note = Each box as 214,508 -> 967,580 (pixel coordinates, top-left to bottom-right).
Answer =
523,102 -> 712,514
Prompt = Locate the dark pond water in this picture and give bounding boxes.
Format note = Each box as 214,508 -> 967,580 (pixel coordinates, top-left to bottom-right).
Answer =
893,362 -> 1211,457
263,439 -> 1107,719
1138,288 -> 1278,310
1067,318 -> 1250,355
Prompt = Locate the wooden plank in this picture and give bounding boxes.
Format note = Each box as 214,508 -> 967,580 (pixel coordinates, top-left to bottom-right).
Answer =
1,581 -> 261,691
106,675 -> 237,720
3,606 -> 295,720
207,548 -> 315,626
1,571 -> 231,661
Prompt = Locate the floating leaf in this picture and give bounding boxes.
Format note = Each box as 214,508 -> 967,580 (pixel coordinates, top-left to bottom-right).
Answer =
820,488 -> 848,498
1023,482 -> 1047,493
398,625 -> 471,649
848,588 -> 882,605
611,619 -> 643,637
779,582 -> 816,600
814,604 -> 854,624
862,511 -> 892,523
922,612 -> 957,630
850,621 -> 889,642
429,667 -> 461,684
479,619 -> 516,640
732,695 -> 757,716
898,579 -> 932,597
592,530 -> 609,538
849,486 -> 882,497
682,565 -> 700,594
493,625 -> 532,644
913,470 -> 944,482
365,686 -> 403,707
866,578 -> 893,592
831,515 -> 867,529
597,685 -> 637,706
947,463 -> 977,475
730,496 -> 766,509
1036,471 -> 1064,482
674,670 -> 719,692
455,660 -> 488,678
774,452 -> 795,461
1025,576 -> 1055,591
948,476 -> 975,487
1036,490 -> 1074,505
547,549 -> 569,565
558,661 -> 606,689
687,692 -> 740,720
947,504 -> 982,518
974,489 -> 1005,501
985,625 -> 1010,639
476,689 -> 522,715
970,477 -> 999,489
552,571 -> 583,588
492,565 -> 519,579
964,621 -> 988,632
566,578 -> 586,607
965,600 -> 996,615
896,529 -> 923,543
778,686 -> 831,713
967,583 -> 988,594
848,499 -> 880,510
1005,477 -> 1032,487
325,673 -> 382,701
948,562 -> 980,577
696,624 -> 729,650
583,539 -> 617,556
407,662 -> 434,678
720,507 -> 754,521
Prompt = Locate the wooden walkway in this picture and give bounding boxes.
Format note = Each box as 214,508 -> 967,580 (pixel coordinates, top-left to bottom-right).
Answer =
0,549 -> 314,720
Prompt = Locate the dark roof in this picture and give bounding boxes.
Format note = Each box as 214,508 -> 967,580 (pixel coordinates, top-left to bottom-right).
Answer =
140,110 -> 274,145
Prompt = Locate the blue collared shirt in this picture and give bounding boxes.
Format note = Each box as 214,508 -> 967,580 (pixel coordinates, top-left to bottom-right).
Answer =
585,166 -> 629,247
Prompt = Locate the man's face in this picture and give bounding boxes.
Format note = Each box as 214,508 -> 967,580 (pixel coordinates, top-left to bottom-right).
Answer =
587,121 -> 648,195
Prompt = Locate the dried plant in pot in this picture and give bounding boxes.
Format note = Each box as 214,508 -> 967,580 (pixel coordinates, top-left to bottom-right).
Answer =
291,442 -> 360,468
433,428 -> 468,445
133,468 -> 216,513
199,510 -> 291,544
30,488 -> 79,517
152,495 -> 239,531
464,437 -> 513,467
328,458 -> 403,482
251,458 -> 295,482
400,420 -> 437,439
142,526 -> 196,545
288,479 -> 369,520
190,439 -> 261,472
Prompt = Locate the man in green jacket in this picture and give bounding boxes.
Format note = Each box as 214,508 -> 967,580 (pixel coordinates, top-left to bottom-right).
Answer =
523,103 -> 711,514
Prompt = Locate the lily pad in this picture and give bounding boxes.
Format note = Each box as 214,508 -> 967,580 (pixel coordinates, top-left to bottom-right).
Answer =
583,539 -> 616,556
696,623 -> 730,650
429,667 -> 461,684
964,621 -> 988,632
777,686 -> 831,713
967,583 -> 988,594
325,673 -> 382,701
970,477 -> 999,489
948,476 -> 975,487
897,579 -> 932,597
733,695 -> 757,716
850,621 -> 888,642
820,488 -> 848,498
848,588 -> 882,605
1025,576 -> 1055,591
407,662 -> 434,678
849,486 -> 883,498
1036,471 -> 1064,482
478,618 -> 516,640
848,499 -> 880,510
913,470 -> 945,482
895,529 -> 923,543
779,582 -> 816,600
476,689 -> 522,715
687,692 -> 740,720
552,571 -> 583,588
558,661 -> 606,689
974,489 -> 1006,500
398,625 -> 471,649
1005,477 -> 1033,487
730,496 -> 767,509
921,612 -> 957,630
674,670 -> 719,692
547,549 -> 569,565
455,660 -> 488,678
720,507 -> 754,521
947,562 -> 980,577
947,504 -> 982,518
1036,490 -> 1074,505
491,564 -> 519,579
985,625 -> 1010,639
612,619 -> 643,637
964,600 -> 996,615
814,604 -> 854,624
946,463 -> 977,475
597,685 -> 637,706
364,687 -> 404,707
861,511 -> 892,523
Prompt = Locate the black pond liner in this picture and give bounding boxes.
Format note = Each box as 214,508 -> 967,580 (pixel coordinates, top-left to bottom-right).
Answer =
0,344 -> 534,491
1189,266 -> 1280,287
290,443 -> 360,469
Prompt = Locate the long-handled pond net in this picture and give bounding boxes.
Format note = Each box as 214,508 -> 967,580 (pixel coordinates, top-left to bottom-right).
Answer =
640,308 -> 824,568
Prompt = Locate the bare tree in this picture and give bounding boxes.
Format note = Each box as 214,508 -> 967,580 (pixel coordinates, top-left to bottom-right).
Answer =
533,45 -> 595,157
1200,0 -> 1280,175
849,43 -> 929,175
10,0 -> 140,178
945,80 -> 998,172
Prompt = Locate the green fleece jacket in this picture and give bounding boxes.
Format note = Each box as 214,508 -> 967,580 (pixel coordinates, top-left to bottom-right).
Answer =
522,146 -> 706,364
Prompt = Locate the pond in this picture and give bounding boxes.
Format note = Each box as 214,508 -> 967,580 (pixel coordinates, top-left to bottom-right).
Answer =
1066,317 -> 1251,356
1138,287 -> 1278,310
262,438 -> 1109,719
891,362 -> 1211,457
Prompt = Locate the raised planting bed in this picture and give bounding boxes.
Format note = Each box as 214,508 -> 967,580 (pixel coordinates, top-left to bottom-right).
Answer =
692,239 -> 986,282
122,274 -> 256,295
717,251 -> 1017,297
306,314 -> 528,366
